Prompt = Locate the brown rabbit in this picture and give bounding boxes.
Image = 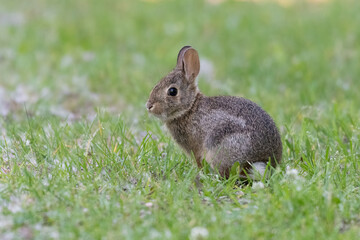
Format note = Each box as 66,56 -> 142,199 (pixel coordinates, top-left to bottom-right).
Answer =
146,46 -> 282,179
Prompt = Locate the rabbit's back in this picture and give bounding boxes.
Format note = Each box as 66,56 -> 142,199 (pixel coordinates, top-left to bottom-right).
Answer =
196,96 -> 282,168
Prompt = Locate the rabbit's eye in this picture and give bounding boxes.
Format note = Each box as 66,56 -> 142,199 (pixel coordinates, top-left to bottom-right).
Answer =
167,87 -> 178,96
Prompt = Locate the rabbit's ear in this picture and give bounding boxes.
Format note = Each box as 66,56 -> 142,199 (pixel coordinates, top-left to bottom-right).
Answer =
176,46 -> 192,67
176,46 -> 200,82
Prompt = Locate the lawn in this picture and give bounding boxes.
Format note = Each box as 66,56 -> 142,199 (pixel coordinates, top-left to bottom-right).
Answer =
0,0 -> 359,239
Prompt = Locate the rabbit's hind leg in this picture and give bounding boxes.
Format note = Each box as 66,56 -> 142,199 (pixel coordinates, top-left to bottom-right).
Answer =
204,149 -> 232,179
205,132 -> 251,179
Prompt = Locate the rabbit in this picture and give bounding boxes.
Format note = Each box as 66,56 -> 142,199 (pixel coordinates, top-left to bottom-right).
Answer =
146,46 -> 282,179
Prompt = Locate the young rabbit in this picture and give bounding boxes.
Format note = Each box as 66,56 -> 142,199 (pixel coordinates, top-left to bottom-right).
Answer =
146,46 -> 282,179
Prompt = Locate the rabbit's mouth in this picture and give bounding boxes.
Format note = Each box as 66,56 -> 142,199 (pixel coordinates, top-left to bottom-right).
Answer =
146,101 -> 162,115
146,101 -> 188,122
146,101 -> 166,120
146,101 -> 154,111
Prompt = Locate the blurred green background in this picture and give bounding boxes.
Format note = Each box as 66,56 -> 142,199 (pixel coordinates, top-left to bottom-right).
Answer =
1,0 -> 360,239
1,0 -> 359,124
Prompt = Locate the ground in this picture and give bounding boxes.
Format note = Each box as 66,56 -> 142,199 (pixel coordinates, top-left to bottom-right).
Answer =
0,0 -> 359,239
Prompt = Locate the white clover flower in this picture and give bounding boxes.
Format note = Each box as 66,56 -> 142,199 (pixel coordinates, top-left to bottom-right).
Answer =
190,227 -> 209,240
286,166 -> 299,177
252,181 -> 265,190
283,166 -> 304,190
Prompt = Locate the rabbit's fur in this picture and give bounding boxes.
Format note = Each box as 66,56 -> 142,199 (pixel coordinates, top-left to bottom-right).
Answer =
146,46 -> 282,179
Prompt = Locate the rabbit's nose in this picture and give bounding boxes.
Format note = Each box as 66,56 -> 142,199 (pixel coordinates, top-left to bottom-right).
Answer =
146,102 -> 153,111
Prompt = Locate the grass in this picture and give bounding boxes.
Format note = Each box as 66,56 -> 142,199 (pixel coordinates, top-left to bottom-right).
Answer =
0,0 -> 360,239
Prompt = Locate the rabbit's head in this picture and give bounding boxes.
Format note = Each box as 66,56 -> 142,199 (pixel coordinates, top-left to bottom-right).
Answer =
146,46 -> 200,121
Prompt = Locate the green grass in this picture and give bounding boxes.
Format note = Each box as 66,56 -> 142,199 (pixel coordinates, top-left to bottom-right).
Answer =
1,0 -> 360,239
